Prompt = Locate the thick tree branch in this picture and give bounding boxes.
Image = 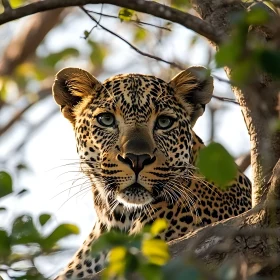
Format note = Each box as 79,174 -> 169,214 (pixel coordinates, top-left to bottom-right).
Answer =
169,159 -> 280,274
0,0 -> 222,44
90,159 -> 280,280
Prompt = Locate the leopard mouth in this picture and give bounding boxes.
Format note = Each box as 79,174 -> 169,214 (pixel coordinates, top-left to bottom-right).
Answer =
116,183 -> 153,207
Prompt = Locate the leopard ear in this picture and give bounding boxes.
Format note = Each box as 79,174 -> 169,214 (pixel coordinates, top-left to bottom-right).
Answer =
169,66 -> 214,126
52,67 -> 102,124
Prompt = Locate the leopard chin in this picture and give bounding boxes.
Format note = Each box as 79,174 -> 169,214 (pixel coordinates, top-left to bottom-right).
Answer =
116,183 -> 153,207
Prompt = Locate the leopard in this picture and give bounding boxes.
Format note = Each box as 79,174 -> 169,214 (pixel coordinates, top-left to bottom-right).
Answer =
52,66 -> 251,279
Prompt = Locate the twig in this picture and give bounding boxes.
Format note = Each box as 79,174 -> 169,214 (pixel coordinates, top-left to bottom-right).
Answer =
82,10 -> 238,106
212,74 -> 231,84
82,4 -> 104,39
0,87 -> 51,136
3,106 -> 58,164
236,152 -> 251,172
1,0 -> 11,11
0,0 -> 222,44
81,7 -> 182,69
212,95 -> 239,104
86,9 -> 172,31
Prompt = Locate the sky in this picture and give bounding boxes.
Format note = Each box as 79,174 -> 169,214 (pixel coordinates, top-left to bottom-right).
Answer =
0,5 -> 251,278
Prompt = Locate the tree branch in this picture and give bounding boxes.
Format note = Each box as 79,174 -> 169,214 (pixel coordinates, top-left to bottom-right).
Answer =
0,0 -> 222,44
82,8 -> 238,106
1,0 -> 12,11
192,0 -> 280,206
236,152 -> 251,173
81,7 -> 183,68
0,86 -> 51,136
86,9 -> 172,31
0,8 -> 66,76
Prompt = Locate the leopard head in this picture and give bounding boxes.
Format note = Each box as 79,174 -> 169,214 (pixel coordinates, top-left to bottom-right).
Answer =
52,67 -> 213,210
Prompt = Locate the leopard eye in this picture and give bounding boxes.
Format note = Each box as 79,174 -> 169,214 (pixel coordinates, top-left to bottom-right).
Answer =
155,116 -> 175,130
96,113 -> 115,127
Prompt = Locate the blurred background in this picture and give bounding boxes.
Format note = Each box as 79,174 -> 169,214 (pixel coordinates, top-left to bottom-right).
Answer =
0,1 -> 250,278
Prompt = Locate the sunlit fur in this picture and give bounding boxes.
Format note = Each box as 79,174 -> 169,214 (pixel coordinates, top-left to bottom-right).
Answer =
53,69 -> 252,279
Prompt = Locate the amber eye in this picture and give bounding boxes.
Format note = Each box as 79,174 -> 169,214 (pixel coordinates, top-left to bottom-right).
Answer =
155,116 -> 175,130
96,113 -> 115,127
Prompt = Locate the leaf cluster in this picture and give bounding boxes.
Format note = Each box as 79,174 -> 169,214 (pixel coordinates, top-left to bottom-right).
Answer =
0,171 -> 79,280
216,7 -> 280,84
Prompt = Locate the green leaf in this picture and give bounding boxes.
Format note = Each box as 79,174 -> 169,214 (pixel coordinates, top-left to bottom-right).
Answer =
43,48 -> 79,67
171,0 -> 191,9
11,215 -> 41,244
0,207 -> 6,211
91,230 -> 140,255
134,28 -> 147,43
196,143 -> 237,189
0,171 -> 13,199
88,40 -> 107,68
0,78 -> 8,101
246,8 -> 269,25
39,214 -> 51,226
142,239 -> 170,266
118,8 -> 134,22
258,49 -> 280,77
215,43 -> 242,67
231,58 -> 254,84
0,229 -> 11,258
139,263 -> 163,280
84,30 -> 90,38
43,223 -> 79,250
150,219 -> 168,236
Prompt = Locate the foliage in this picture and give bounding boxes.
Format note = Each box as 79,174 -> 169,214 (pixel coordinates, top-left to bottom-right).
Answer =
0,171 -> 79,279
90,218 -> 263,280
1,1 -> 279,280
215,7 -> 280,83
196,143 -> 237,189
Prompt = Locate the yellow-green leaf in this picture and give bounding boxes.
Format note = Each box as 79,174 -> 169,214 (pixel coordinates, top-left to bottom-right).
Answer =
134,28 -> 147,43
106,246 -> 127,277
142,239 -> 170,266
118,8 -> 134,22
10,0 -> 24,8
150,219 -> 168,236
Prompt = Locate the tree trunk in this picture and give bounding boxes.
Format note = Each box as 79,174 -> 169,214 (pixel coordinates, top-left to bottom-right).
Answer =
1,0 -> 280,278
191,0 -> 280,206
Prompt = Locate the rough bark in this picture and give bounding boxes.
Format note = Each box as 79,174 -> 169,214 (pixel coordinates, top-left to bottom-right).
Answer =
89,2 -> 280,279
191,0 -> 280,206
1,0 -> 280,278
169,159 -> 280,278
90,160 -> 280,279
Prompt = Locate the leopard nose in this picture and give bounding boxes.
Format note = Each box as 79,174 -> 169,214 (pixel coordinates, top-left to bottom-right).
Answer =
118,153 -> 156,175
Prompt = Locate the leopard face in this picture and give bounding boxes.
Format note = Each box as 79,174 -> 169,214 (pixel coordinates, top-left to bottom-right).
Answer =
53,67 -> 213,211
